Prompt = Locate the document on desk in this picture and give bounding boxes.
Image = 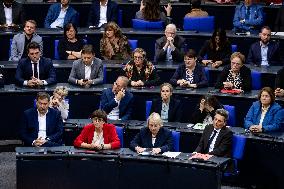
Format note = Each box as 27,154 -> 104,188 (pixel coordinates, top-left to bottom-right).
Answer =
190,153 -> 213,161
162,152 -> 181,158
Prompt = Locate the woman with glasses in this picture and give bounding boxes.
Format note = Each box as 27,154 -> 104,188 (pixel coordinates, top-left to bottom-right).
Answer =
74,109 -> 121,150
215,52 -> 252,92
198,28 -> 232,68
100,22 -> 131,60
170,49 -> 208,88
122,48 -> 161,87
130,112 -> 173,154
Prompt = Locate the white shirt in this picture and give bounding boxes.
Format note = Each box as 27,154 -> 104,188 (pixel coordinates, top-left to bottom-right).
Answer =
260,42 -> 269,66
107,96 -> 120,120
98,0 -> 108,27
152,137 -> 156,146
3,3 -> 12,26
161,102 -> 169,122
166,46 -> 173,61
208,128 -> 221,153
84,61 -> 93,79
23,58 -> 48,86
92,131 -> 104,145
259,105 -> 270,126
37,110 -> 48,139
50,5 -> 68,28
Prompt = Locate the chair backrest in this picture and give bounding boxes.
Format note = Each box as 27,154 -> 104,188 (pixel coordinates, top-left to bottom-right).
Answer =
232,134 -> 246,160
224,105 -> 236,127
172,131 -> 180,152
9,38 -> 13,58
54,39 -> 60,60
128,39 -> 138,51
118,9 -> 123,27
145,100 -> 152,120
132,19 -> 164,30
251,71 -> 262,90
231,44 -> 237,53
204,67 -> 210,83
115,126 -> 124,148
183,16 -> 215,32
103,64 -> 107,84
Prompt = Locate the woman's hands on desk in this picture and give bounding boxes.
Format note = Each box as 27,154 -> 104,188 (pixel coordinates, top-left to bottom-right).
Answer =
249,125 -> 263,133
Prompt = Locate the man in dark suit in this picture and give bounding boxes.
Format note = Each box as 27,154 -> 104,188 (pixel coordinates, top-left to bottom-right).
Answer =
247,26 -> 282,66
0,0 -> 26,28
101,76 -> 133,120
275,67 -> 284,97
87,0 -> 118,27
150,83 -> 182,122
195,108 -> 233,157
68,44 -> 103,87
155,24 -> 185,62
44,0 -> 79,28
20,92 -> 63,147
15,41 -> 57,87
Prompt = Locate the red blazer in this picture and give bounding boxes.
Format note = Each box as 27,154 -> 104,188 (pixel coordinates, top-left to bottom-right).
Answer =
73,123 -> 120,149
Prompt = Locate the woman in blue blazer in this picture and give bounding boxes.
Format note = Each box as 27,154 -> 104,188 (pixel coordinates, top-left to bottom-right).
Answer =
130,112 -> 173,154
244,87 -> 283,132
170,49 -> 208,88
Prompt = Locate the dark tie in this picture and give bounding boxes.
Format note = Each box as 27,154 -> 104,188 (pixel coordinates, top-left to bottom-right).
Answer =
245,6 -> 250,20
32,63 -> 38,79
206,129 -> 218,153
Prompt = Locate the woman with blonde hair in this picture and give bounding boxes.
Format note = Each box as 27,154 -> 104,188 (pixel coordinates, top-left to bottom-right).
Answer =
50,86 -> 69,120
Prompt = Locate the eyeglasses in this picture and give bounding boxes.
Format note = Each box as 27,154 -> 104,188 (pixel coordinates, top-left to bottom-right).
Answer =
134,56 -> 143,60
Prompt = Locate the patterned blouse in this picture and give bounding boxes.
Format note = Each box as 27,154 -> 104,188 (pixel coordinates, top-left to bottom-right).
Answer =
185,68 -> 194,84
100,35 -> 131,60
226,70 -> 242,89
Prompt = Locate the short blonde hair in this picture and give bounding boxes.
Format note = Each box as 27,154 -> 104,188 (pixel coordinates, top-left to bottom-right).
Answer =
230,52 -> 245,64
147,112 -> 163,127
53,86 -> 68,97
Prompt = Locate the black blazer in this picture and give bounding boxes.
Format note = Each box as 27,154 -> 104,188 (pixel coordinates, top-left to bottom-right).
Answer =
215,64 -> 252,91
0,68 -> 4,87
87,0 -> 118,27
275,6 -> 284,32
170,64 -> 208,88
275,67 -> 284,89
247,41 -> 282,66
130,127 -> 173,153
195,124 -> 233,157
0,2 -> 26,26
191,103 -> 223,124
150,97 -> 182,122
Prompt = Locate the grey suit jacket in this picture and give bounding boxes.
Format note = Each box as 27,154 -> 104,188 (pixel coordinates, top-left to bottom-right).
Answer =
9,32 -> 43,61
68,58 -> 103,86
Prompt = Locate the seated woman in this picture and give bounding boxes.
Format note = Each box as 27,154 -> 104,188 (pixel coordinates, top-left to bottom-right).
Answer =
100,22 -> 131,60
130,112 -> 173,154
244,87 -> 283,132
215,52 -> 252,92
57,23 -> 84,60
198,28 -> 232,68
191,95 -> 223,124
74,110 -> 120,150
170,49 -> 208,88
49,86 -> 69,120
122,48 -> 161,87
135,0 -> 172,24
150,83 -> 182,122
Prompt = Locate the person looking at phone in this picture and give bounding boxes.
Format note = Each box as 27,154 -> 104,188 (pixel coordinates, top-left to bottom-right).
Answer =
50,86 -> 69,120
100,76 -> 133,120
68,44 -> 103,88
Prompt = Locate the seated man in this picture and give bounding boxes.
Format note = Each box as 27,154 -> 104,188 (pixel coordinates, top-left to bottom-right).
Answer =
233,0 -> 264,33
274,6 -> 284,32
44,0 -> 79,29
0,67 -> 4,87
19,92 -> 63,147
15,42 -> 56,87
9,20 -> 43,61
100,76 -> 133,121
0,0 -> 26,28
185,0 -> 208,17
87,0 -> 118,28
194,109 -> 233,157
247,26 -> 282,66
68,44 -> 103,87
275,67 -> 284,97
155,24 -> 185,62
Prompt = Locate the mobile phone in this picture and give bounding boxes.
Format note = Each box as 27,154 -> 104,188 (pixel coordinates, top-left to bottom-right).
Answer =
83,79 -> 88,82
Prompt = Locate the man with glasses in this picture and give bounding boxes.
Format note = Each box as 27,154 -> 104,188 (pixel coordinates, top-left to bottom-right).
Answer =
100,76 -> 133,120
155,23 -> 185,62
15,41 -> 56,87
9,20 -> 43,61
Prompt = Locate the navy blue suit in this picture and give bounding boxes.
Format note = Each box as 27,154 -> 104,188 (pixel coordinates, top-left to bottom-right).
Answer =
19,107 -> 63,146
44,3 -> 79,28
15,57 -> 57,86
170,64 -> 208,88
150,98 -> 182,122
87,0 -> 118,27
247,41 -> 282,66
100,88 -> 133,120
130,127 -> 173,153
